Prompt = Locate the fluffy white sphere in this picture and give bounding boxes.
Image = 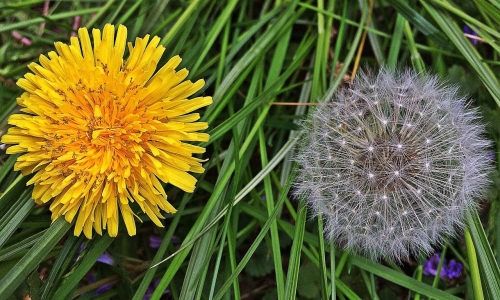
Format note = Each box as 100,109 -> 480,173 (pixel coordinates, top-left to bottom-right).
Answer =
294,68 -> 492,262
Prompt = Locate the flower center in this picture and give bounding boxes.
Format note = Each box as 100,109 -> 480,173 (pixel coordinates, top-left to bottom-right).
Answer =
91,126 -> 128,148
355,137 -> 419,192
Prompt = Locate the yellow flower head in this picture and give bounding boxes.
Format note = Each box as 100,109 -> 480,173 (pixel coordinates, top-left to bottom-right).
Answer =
1,24 -> 212,239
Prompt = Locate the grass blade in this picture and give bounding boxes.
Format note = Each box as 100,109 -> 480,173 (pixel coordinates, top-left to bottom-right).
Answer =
0,218 -> 70,297
422,0 -> 500,106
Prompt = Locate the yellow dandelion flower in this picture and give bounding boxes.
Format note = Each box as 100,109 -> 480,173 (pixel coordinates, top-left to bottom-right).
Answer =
1,24 -> 212,239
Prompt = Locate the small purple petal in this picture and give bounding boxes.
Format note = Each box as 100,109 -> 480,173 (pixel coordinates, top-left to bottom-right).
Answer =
149,235 -> 163,249
463,25 -> 479,45
153,278 -> 161,287
88,274 -> 96,283
422,253 -> 438,275
463,25 -> 473,35
143,278 -> 170,300
422,253 -> 447,278
97,252 -> 115,265
444,260 -> 462,279
94,282 -> 114,296
143,286 -> 155,300
171,236 -> 181,245
89,273 -> 114,296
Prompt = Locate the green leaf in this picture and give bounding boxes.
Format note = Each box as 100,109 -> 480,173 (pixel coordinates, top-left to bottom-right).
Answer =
52,235 -> 114,300
351,257 -> 463,300
40,234 -> 84,300
422,0 -> 500,107
283,200 -> 307,300
0,154 -> 18,184
466,209 -> 500,299
0,175 -> 30,216
0,187 -> 34,249
464,229 -> 484,299
244,243 -> 275,277
385,0 -> 450,49
0,230 -> 45,262
446,65 -> 482,95
297,260 -> 322,299
0,218 -> 70,297
0,8 -> 101,34
212,170 -> 293,300
27,269 -> 43,300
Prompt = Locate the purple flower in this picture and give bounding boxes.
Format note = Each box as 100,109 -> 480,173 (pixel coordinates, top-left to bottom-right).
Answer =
97,252 -> 115,265
171,235 -> 181,245
95,282 -> 114,296
143,278 -> 170,300
445,259 -> 463,279
89,274 -> 114,296
463,25 -> 479,46
77,244 -> 115,266
423,253 -> 446,277
423,253 -> 462,280
149,236 -> 163,249
149,235 -> 181,248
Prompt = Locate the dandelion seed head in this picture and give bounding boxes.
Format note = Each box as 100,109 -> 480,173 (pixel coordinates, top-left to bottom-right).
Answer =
293,68 -> 492,262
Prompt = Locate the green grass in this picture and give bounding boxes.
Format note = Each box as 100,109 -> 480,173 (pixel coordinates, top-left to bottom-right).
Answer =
1,0 -> 500,299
